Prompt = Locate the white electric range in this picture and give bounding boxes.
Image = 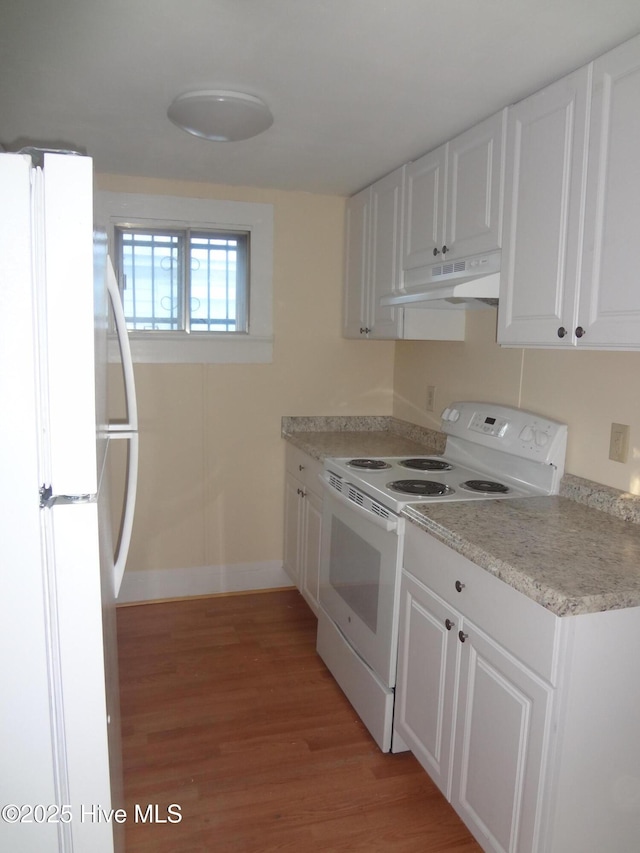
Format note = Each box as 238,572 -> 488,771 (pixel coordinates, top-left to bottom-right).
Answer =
322,401 -> 568,514
316,402 -> 568,753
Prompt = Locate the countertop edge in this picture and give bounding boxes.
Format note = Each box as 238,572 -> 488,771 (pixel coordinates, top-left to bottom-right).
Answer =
401,506 -> 594,617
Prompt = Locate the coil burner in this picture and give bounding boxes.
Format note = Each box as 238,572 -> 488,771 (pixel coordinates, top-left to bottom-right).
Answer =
399,458 -> 453,472
387,479 -> 453,497
347,458 -> 392,470
460,479 -> 509,494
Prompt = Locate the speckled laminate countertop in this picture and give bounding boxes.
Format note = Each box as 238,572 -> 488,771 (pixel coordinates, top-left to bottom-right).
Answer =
282,416 -> 640,618
404,498 -> 640,617
281,415 -> 446,460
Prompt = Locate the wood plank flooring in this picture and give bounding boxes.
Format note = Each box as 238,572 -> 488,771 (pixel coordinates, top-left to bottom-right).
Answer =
117,589 -> 482,852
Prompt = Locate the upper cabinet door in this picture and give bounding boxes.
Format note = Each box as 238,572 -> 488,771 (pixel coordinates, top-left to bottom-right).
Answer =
446,109 -> 506,261
343,186 -> 370,338
403,144 -> 447,271
497,67 -> 590,346
578,36 -> 640,347
403,111 -> 505,276
369,165 -> 404,339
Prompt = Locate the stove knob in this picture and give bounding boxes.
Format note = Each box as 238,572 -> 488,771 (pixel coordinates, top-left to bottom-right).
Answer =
448,408 -> 460,423
535,430 -> 549,447
441,407 -> 452,420
519,425 -> 534,443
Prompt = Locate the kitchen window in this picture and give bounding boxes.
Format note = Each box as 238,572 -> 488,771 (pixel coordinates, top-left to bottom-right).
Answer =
116,227 -> 249,334
96,191 -> 273,364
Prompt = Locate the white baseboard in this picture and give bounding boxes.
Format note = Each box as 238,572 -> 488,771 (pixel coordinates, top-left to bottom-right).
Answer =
116,561 -> 293,604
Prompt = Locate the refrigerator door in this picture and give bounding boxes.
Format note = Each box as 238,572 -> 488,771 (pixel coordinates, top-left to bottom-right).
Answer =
0,153 -> 61,852
0,152 -> 122,852
43,153 -> 122,853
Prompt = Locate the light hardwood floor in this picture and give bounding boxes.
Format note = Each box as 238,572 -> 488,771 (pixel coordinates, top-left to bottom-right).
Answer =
117,588 -> 482,852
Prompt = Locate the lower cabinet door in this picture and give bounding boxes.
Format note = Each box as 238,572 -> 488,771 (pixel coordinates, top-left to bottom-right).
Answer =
394,572 -> 459,797
283,471 -> 303,585
451,620 -> 553,853
301,487 -> 322,615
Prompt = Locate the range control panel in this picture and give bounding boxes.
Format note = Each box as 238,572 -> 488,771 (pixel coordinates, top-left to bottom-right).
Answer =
441,402 -> 568,465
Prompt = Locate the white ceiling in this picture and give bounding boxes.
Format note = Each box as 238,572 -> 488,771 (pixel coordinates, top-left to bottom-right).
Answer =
2,0 -> 640,196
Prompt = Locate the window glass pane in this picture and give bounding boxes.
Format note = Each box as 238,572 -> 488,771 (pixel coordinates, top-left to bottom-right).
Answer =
189,232 -> 248,333
119,230 -> 182,330
115,226 -> 249,335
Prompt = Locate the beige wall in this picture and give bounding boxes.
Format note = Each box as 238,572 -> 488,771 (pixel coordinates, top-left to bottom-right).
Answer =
98,174 -> 395,573
394,309 -> 640,494
100,172 -> 640,580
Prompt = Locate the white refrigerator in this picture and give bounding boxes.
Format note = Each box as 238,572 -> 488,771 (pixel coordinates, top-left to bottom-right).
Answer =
0,151 -> 138,853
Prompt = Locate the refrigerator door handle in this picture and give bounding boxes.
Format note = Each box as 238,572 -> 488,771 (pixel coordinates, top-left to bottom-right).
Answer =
105,259 -> 138,433
105,256 -> 139,595
112,429 -> 138,596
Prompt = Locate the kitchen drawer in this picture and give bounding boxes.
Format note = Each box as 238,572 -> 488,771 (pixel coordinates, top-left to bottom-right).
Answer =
404,522 -> 559,684
285,445 -> 323,490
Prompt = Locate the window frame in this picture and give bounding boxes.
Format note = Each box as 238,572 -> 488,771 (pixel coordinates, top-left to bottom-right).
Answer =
95,191 -> 274,364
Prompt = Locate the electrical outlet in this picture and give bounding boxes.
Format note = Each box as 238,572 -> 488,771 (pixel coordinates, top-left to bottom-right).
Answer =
426,385 -> 436,412
609,423 -> 630,463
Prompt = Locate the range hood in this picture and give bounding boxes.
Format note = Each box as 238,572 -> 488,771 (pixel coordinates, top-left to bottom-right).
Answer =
380,251 -> 500,309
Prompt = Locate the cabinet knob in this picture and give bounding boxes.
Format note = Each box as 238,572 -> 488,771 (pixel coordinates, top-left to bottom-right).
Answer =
455,580 -> 465,593
297,488 -> 306,498
557,326 -> 567,338
458,630 -> 468,643
359,326 -> 371,335
575,325 -> 585,338
441,245 -> 448,255
298,464 -> 305,471
432,247 -> 441,257
445,618 -> 455,631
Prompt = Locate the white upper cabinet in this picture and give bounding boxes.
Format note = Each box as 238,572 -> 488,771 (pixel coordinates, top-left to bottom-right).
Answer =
499,33 -> 640,349
578,36 -> 640,347
343,166 -> 404,339
497,67 -> 590,346
403,109 -> 506,280
403,144 -> 447,272
343,185 -> 370,338
344,165 -> 465,341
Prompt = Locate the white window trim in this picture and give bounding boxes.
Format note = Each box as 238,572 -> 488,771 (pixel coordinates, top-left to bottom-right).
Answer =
95,191 -> 273,364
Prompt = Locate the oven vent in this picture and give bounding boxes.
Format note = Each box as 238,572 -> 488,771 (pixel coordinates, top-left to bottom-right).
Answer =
347,485 -> 365,507
370,501 -> 391,520
327,472 -> 344,491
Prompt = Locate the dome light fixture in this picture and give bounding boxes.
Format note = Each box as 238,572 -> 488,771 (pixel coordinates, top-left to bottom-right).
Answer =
167,90 -> 273,142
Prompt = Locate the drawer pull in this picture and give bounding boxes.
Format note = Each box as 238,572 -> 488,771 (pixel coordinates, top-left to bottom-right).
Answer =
445,618 -> 454,631
458,630 -> 468,643
455,580 -> 465,593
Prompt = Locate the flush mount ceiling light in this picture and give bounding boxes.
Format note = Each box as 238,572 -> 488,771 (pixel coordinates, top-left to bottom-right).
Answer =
167,90 -> 273,142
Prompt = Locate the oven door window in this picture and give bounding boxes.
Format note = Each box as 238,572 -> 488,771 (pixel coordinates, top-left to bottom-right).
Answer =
329,516 -> 380,633
319,492 -> 403,689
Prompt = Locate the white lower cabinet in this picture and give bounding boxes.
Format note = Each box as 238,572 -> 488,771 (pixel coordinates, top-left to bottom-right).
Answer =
395,522 -> 640,853
450,618 -> 553,853
395,543 -> 553,853
283,446 -> 322,614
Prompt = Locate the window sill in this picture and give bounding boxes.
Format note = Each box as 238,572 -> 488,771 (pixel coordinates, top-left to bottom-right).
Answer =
108,332 -> 273,364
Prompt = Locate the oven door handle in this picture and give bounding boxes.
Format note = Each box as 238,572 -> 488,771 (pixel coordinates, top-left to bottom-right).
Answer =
317,474 -> 402,534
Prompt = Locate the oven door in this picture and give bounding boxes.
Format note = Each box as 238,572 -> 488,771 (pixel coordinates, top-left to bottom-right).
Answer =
317,480 -> 404,689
